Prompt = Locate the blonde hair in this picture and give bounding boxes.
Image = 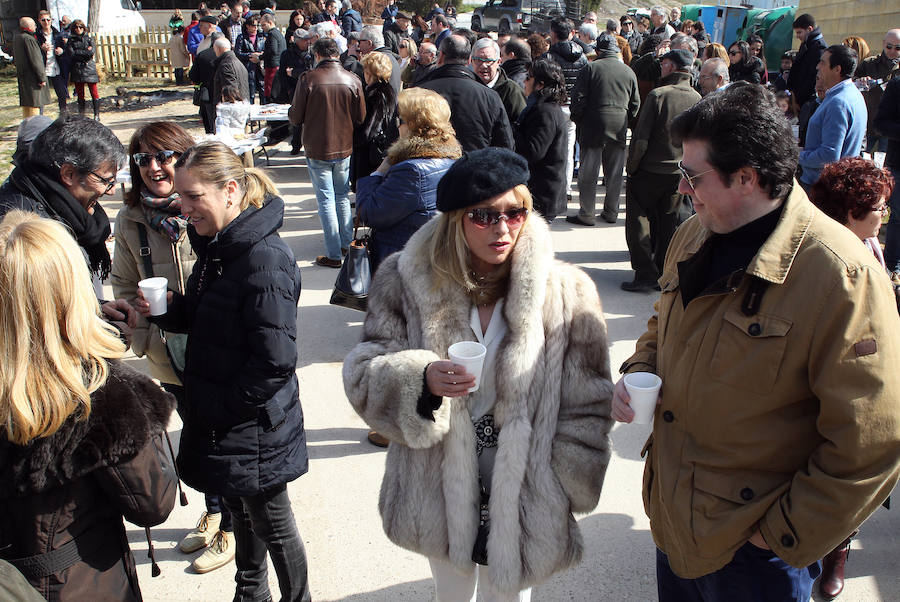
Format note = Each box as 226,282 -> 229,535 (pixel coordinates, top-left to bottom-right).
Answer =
175,141 -> 278,210
704,42 -> 728,62
0,211 -> 125,445
842,36 -> 870,60
362,51 -> 392,84
398,87 -> 456,142
427,184 -> 533,291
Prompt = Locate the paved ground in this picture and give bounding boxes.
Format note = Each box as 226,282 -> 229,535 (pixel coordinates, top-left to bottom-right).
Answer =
94,103 -> 899,602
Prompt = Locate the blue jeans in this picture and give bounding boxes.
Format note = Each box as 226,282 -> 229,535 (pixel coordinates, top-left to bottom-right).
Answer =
886,165 -> 900,272
307,156 -> 352,261
656,544 -> 820,602
223,485 -> 310,602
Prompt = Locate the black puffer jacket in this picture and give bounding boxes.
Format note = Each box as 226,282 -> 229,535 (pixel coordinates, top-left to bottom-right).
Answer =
514,93 -> 568,220
153,195 -> 307,498
66,32 -> 98,83
788,27 -> 826,107
0,361 -> 177,602
546,40 -> 587,105
419,63 -> 514,152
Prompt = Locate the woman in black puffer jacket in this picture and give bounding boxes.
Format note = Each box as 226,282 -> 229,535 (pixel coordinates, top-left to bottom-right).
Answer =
65,20 -> 101,120
727,40 -> 765,85
351,51 -> 400,190
0,211 -> 177,601
140,141 -> 310,602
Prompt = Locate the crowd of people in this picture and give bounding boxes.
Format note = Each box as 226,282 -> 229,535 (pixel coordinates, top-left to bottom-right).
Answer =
3,3 -> 900,602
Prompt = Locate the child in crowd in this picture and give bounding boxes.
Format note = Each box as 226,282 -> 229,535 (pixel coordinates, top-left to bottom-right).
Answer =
775,90 -> 797,125
772,50 -> 794,91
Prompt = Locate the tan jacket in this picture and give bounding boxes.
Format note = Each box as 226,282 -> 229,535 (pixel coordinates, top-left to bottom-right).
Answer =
289,58 -> 366,160
169,34 -> 191,69
623,183 -> 900,578
111,205 -> 197,384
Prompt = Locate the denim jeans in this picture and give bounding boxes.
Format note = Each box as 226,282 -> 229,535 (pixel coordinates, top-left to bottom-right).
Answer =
886,165 -> 900,272
307,156 -> 353,261
656,544 -> 820,602
223,485 -> 310,602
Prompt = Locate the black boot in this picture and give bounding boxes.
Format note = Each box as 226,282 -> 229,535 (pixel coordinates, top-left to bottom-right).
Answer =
78,98 -> 86,116
58,99 -> 68,117
92,99 -> 100,121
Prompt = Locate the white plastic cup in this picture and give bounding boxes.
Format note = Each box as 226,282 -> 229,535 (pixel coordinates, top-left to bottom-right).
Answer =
448,341 -> 487,393
138,277 -> 169,316
874,152 -> 886,169
623,372 -> 662,425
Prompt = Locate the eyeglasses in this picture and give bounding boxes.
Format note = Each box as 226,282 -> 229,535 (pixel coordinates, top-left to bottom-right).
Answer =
88,170 -> 117,193
886,44 -> 900,51
133,150 -> 178,167
472,56 -> 499,64
677,161 -> 715,192
874,203 -> 889,215
466,207 -> 529,228
40,18 -> 51,21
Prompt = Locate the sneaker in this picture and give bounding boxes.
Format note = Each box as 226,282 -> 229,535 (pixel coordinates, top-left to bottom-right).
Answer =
315,255 -> 342,268
178,511 -> 221,553
191,530 -> 236,574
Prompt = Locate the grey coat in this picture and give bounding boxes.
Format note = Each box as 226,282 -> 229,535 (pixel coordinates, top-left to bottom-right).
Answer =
570,52 -> 640,146
343,216 -> 613,593
13,31 -> 50,107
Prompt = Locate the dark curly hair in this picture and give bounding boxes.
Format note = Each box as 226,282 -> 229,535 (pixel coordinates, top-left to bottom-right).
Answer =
528,58 -> 567,105
671,82 -> 797,200
808,157 -> 894,224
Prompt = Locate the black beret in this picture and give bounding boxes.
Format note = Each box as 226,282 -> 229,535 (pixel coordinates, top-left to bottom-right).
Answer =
199,15 -> 219,24
437,148 -> 530,212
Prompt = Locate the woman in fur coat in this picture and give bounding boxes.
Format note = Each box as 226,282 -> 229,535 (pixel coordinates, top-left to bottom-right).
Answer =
0,211 -> 177,601
351,51 -> 400,189
344,147 -> 614,601
356,87 -> 461,273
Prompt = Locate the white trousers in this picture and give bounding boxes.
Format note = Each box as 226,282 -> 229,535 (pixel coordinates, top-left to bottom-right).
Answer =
429,557 -> 532,602
560,106 -> 577,194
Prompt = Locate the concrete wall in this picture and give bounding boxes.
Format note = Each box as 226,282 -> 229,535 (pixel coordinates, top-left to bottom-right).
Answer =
795,0 -> 900,57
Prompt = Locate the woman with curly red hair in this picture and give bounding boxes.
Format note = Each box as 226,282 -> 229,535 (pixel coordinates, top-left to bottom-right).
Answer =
807,155 -> 895,600
809,156 -> 893,268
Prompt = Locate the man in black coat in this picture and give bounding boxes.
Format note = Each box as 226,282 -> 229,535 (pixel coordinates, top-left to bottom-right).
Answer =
212,37 -> 250,106
500,36 -> 531,90
260,14 -> 285,102
190,31 -> 225,133
420,34 -> 513,152
279,29 -> 314,153
545,17 -> 587,199
359,25 -> 402,95
788,13 -> 827,114
568,34 -> 640,226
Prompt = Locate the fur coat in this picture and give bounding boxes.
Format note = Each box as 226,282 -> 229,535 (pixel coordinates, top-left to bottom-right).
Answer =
343,216 -> 613,593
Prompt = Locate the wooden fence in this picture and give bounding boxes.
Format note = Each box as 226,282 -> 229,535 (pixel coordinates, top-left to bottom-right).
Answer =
94,26 -> 175,80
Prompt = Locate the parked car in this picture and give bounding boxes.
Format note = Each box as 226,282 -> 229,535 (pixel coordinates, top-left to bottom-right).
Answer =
471,0 -> 565,34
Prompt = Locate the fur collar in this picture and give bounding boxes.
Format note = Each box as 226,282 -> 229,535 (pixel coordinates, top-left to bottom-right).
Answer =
0,360 -> 175,497
387,135 -> 462,165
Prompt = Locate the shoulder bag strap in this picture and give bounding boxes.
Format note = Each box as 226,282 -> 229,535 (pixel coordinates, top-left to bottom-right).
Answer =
136,222 -> 154,278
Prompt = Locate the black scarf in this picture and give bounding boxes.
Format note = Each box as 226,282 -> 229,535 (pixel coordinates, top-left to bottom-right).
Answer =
15,163 -> 112,280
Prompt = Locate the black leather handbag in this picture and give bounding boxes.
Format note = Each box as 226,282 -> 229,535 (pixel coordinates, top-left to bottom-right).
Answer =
329,228 -> 371,312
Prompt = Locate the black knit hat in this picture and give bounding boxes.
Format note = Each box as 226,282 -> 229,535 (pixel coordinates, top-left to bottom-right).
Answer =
199,15 -> 218,24
437,148 -> 530,212
660,49 -> 694,70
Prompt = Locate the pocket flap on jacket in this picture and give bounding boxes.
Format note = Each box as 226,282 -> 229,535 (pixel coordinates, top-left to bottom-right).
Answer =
721,308 -> 792,339
693,465 -> 790,505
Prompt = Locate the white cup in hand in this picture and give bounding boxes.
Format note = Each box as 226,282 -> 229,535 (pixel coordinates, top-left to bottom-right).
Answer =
138,277 -> 169,316
448,341 -> 487,393
623,372 -> 662,424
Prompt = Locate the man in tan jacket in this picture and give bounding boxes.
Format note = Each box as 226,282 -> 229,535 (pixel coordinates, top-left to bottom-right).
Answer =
612,82 -> 900,602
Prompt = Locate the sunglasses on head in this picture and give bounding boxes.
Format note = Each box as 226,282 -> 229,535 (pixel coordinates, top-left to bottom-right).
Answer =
132,150 -> 178,167
466,207 -> 528,228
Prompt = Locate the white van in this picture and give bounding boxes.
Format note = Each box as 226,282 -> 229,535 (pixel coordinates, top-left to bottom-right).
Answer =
47,0 -> 146,35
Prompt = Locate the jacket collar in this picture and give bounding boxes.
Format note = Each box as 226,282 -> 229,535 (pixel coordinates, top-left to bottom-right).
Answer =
209,195 -> 284,261
658,70 -> 693,87
428,62 -> 478,82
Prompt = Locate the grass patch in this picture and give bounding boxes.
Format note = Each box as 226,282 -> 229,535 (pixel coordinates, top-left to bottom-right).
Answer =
0,64 -> 178,181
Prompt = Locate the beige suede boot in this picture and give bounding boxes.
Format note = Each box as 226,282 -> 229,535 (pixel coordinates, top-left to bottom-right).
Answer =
178,511 -> 221,553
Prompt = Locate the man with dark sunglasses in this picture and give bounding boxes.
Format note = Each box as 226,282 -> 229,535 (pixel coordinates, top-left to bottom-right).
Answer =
613,82 -> 900,602
854,29 -> 900,153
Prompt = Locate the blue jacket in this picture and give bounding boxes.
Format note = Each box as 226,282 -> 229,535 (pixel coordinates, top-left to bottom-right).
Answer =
356,151 -> 457,272
341,9 -> 363,38
799,78 -> 866,186
153,195 -> 307,497
187,25 -> 220,56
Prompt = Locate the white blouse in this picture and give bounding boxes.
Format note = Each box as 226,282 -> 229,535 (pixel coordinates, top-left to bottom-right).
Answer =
467,298 -> 507,421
